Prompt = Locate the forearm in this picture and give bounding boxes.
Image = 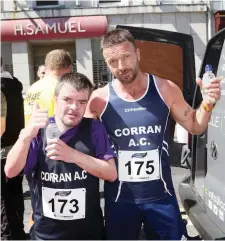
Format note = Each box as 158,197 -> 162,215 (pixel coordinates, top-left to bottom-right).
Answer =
5,130 -> 32,178
191,103 -> 212,134
71,150 -> 117,182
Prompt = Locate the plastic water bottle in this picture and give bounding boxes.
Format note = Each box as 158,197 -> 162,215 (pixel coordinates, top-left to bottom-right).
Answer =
44,121 -> 61,153
202,64 -> 215,104
46,122 -> 61,140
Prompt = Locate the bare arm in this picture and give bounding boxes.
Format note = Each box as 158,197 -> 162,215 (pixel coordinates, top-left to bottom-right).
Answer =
85,87 -> 108,119
45,139 -> 117,182
171,89 -> 211,134
5,130 -> 33,178
5,104 -> 48,178
170,78 -> 221,134
71,153 -> 117,182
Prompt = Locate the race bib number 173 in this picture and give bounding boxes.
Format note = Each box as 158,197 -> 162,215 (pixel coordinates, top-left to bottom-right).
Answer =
42,187 -> 86,220
118,149 -> 160,182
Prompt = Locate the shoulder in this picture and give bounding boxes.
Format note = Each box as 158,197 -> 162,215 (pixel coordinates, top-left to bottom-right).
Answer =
154,76 -> 182,107
26,80 -> 42,93
91,85 -> 108,101
86,85 -> 109,118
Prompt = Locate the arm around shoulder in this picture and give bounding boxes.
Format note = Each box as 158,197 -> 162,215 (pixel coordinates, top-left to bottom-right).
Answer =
85,87 -> 108,119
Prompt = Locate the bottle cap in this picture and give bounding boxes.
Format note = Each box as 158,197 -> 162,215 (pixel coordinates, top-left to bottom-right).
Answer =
205,64 -> 213,72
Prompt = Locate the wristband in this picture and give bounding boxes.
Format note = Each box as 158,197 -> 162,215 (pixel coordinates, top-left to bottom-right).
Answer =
201,102 -> 215,112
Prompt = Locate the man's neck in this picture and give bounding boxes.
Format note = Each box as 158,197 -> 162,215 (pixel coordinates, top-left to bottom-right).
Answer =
43,72 -> 60,81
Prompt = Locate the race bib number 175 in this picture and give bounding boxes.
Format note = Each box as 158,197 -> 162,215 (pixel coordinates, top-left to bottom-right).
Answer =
118,149 -> 160,182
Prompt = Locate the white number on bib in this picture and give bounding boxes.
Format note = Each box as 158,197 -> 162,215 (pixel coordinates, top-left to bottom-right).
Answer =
42,187 -> 86,220
118,149 -> 160,182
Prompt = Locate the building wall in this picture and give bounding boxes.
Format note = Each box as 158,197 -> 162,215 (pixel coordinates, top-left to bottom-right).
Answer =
2,0 -> 224,88
1,43 -> 13,73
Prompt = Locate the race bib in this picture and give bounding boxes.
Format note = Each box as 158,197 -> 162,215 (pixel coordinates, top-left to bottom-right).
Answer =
42,187 -> 86,220
118,149 -> 160,182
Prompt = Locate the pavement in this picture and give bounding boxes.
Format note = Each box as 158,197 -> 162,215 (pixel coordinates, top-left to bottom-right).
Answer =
22,167 -> 199,238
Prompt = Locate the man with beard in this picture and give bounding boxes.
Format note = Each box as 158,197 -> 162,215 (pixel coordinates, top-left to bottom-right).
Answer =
85,29 -> 221,240
5,72 -> 117,240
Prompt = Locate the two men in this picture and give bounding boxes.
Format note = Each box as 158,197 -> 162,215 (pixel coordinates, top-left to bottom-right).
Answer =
5,73 -> 117,240
86,29 -> 221,239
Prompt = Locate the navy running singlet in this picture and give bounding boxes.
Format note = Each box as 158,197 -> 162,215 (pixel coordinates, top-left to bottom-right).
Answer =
101,74 -> 175,204
31,118 -> 104,240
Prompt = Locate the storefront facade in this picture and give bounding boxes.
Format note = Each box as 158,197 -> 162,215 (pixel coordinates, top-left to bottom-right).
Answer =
1,0 -> 225,93
1,16 -> 107,92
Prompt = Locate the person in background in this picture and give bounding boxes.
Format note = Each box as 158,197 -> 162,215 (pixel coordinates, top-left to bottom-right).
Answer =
1,91 -> 10,240
37,65 -> 46,80
1,57 -> 26,240
24,49 -> 72,125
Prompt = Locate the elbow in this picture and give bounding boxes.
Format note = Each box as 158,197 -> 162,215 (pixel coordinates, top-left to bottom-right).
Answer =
189,127 -> 204,135
4,159 -> 19,179
107,168 -> 118,182
4,165 -> 16,179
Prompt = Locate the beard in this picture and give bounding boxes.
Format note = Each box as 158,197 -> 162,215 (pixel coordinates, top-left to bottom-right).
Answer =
116,62 -> 139,85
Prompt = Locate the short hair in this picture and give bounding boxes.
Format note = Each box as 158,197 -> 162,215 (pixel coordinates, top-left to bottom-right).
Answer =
55,72 -> 93,97
38,64 -> 45,71
101,28 -> 136,52
45,49 -> 72,71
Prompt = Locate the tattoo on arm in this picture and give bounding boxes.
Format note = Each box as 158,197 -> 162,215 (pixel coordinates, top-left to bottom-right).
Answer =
184,106 -> 191,117
192,111 -> 197,123
192,107 -> 202,123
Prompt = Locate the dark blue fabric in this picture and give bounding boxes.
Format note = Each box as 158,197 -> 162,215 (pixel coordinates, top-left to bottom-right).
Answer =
105,193 -> 187,240
102,74 -> 174,203
30,118 -> 104,240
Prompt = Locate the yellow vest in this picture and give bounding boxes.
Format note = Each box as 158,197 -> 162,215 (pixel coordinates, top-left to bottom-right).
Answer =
24,78 -> 57,126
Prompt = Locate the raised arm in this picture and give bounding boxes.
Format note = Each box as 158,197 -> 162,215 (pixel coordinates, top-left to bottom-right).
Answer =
5,104 -> 48,178
170,77 -> 221,135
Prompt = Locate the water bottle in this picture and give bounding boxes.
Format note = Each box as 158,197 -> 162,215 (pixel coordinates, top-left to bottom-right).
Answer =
202,64 -> 216,104
44,121 -> 61,153
46,121 -> 61,140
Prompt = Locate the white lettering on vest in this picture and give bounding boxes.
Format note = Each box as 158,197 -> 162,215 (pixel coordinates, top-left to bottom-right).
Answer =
115,125 -> 161,137
82,170 -> 87,179
41,171 -> 72,183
